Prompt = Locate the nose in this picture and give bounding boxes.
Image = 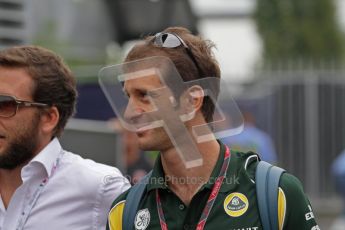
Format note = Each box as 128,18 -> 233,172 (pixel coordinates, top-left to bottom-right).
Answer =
123,99 -> 144,124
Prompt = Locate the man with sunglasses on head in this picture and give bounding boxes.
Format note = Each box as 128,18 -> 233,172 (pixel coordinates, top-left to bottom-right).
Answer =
106,27 -> 319,230
0,46 -> 130,230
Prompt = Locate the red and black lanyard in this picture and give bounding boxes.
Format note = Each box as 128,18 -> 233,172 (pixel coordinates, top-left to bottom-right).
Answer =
156,146 -> 231,230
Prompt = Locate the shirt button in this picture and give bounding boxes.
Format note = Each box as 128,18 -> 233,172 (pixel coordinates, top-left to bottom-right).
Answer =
179,204 -> 185,210
183,224 -> 189,230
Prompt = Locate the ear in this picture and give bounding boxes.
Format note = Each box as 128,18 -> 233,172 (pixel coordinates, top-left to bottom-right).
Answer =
40,106 -> 59,136
185,85 -> 204,111
179,85 -> 204,121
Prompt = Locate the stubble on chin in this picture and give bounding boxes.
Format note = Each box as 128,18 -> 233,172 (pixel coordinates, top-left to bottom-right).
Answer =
136,129 -> 172,153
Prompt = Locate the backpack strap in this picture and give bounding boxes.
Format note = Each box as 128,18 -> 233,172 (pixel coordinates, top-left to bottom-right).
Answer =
256,161 -> 285,230
123,171 -> 152,230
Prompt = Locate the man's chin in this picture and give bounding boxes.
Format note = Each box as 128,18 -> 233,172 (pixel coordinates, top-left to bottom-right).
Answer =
0,143 -> 36,170
137,139 -> 151,151
0,154 -> 33,170
137,137 -> 156,151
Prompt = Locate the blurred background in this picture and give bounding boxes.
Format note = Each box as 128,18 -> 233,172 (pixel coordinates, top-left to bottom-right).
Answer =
1,0 -> 345,228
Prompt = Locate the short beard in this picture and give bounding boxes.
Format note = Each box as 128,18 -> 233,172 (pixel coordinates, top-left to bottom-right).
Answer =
0,115 -> 40,170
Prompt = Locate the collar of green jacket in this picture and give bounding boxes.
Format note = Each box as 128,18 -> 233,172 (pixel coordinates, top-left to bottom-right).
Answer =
146,141 -> 239,193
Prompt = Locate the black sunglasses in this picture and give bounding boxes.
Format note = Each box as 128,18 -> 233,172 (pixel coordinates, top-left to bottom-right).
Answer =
0,94 -> 48,118
152,32 -> 203,77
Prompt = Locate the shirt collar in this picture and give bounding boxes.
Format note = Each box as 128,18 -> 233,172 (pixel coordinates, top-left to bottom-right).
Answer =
146,141 -> 237,193
146,154 -> 168,191
21,138 -> 62,182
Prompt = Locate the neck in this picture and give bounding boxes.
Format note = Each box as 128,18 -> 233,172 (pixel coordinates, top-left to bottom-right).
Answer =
160,139 -> 220,205
0,166 -> 24,209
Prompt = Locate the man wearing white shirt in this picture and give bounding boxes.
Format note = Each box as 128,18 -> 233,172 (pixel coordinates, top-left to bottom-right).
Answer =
0,46 -> 130,230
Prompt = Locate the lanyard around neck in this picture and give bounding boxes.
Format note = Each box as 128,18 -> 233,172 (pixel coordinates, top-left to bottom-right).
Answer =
156,146 -> 231,230
15,149 -> 64,230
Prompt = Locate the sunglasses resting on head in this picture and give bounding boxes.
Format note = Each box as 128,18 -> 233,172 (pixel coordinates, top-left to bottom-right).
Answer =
152,32 -> 203,77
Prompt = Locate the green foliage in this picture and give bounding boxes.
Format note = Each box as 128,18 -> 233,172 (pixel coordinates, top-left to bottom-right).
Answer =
254,0 -> 344,67
32,21 -> 125,84
33,20 -> 110,68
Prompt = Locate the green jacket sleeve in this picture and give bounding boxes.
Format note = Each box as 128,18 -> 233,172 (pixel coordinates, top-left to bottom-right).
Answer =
279,173 -> 320,230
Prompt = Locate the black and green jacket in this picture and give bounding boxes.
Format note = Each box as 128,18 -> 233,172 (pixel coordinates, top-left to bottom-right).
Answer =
107,142 -> 319,230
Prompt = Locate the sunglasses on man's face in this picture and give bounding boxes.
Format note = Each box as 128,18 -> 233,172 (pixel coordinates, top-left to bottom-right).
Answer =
0,94 -> 48,118
152,32 -> 203,77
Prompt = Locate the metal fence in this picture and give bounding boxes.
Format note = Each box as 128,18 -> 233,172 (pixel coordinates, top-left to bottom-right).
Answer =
230,70 -> 345,198
0,0 -> 27,48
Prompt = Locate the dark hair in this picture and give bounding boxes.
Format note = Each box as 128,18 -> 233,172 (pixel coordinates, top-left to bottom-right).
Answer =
125,27 -> 221,122
0,45 -> 77,137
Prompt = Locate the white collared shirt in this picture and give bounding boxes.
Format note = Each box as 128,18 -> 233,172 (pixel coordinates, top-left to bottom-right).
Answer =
0,138 -> 130,230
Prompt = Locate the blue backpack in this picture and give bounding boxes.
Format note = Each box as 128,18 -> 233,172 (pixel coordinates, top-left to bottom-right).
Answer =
123,161 -> 285,230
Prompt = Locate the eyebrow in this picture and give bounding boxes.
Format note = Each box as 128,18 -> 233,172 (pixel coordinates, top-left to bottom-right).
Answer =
123,86 -> 149,97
